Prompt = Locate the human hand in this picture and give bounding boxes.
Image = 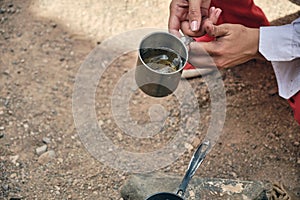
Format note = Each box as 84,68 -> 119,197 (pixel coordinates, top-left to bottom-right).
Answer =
168,0 -> 221,37
189,23 -> 263,68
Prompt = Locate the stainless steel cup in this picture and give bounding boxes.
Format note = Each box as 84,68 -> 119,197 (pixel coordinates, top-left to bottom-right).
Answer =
135,32 -> 189,97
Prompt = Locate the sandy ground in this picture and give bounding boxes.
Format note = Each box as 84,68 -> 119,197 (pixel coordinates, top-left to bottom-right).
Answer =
0,0 -> 300,199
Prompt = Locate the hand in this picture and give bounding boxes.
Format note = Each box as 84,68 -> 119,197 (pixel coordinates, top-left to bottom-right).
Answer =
168,0 -> 221,37
189,23 -> 263,68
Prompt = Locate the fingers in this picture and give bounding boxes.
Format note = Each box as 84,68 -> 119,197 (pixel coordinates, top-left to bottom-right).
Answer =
208,7 -> 222,24
168,0 -> 214,37
168,16 -> 182,38
168,0 -> 189,37
188,0 -> 202,31
200,7 -> 222,34
205,23 -> 229,37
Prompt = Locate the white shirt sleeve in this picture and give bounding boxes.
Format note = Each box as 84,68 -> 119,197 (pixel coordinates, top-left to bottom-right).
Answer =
271,59 -> 300,99
259,18 -> 300,99
259,18 -> 300,61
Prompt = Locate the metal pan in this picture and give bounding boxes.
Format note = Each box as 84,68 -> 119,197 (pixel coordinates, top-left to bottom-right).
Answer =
145,140 -> 211,200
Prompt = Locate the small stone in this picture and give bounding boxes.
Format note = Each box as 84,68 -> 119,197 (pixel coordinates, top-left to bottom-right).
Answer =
9,155 -> 19,164
0,126 -> 4,131
10,173 -> 17,179
98,120 -> 104,126
230,172 -> 238,178
23,124 -> 29,129
2,184 -> 9,191
293,141 -> 299,147
42,137 -> 51,144
55,185 -> 60,191
189,190 -> 196,198
184,143 -> 193,151
50,22 -> 57,28
297,158 -> 300,165
0,132 -> 4,138
36,145 -> 47,155
268,88 -> 277,96
38,150 -> 56,164
57,158 -> 63,163
191,137 -> 201,148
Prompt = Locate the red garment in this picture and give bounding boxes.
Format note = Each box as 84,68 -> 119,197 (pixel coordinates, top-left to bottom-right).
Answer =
211,0 -> 270,27
288,92 -> 300,125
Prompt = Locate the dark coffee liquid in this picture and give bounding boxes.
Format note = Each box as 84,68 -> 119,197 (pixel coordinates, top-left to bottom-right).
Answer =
140,48 -> 185,74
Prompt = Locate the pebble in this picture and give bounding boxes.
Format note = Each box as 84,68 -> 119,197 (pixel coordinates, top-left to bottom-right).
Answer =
2,184 -> 9,191
3,70 -> 9,76
42,137 -> 51,144
184,143 -> 193,151
189,190 -> 196,198
268,88 -> 277,96
293,141 -> 299,147
38,150 -> 56,164
10,173 -> 17,179
23,123 -> 29,129
36,145 -> 47,155
9,155 -> 19,164
98,120 -> 104,126
0,132 -> 4,138
230,171 -> 238,178
191,137 -> 201,148
50,22 -> 57,28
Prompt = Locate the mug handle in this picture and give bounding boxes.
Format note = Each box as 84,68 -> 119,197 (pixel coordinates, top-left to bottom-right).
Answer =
180,35 -> 195,46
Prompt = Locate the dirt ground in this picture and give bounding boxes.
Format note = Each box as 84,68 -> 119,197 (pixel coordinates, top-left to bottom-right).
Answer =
0,0 -> 300,199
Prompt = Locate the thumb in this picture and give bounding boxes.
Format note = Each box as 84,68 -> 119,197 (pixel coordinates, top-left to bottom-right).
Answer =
205,23 -> 229,37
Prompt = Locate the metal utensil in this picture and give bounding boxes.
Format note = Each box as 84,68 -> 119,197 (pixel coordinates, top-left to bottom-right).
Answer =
145,140 -> 211,200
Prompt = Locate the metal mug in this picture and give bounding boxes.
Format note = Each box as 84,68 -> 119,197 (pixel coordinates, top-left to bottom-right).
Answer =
135,32 -> 190,97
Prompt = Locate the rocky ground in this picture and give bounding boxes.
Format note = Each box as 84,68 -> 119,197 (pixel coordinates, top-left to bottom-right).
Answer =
0,0 -> 300,200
